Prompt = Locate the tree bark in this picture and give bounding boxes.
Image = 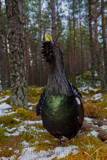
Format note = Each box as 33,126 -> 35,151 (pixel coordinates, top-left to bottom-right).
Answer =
88,0 -> 95,87
0,0 -> 7,90
69,15 -> 72,76
5,36 -> 10,87
80,18 -> 84,79
72,0 -> 76,86
101,0 -> 107,84
5,0 -> 28,109
38,0 -> 43,86
56,0 -> 60,44
25,3 -> 30,85
51,0 -> 56,42
94,0 -> 107,93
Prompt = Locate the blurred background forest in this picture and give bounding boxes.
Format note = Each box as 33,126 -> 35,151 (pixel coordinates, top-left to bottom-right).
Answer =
0,0 -> 107,90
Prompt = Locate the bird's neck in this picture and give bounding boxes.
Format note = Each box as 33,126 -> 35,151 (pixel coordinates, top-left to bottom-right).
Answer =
45,62 -> 74,96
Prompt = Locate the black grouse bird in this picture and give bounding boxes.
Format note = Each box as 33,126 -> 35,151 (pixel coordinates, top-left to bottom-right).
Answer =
36,34 -> 84,144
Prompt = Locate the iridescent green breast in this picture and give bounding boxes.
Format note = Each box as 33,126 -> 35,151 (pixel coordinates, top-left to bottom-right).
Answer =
42,94 -> 78,124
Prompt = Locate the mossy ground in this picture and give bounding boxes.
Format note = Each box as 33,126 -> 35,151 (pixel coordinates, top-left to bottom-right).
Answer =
0,73 -> 107,159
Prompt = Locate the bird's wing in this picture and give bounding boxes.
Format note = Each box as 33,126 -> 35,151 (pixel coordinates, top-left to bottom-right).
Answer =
71,84 -> 82,99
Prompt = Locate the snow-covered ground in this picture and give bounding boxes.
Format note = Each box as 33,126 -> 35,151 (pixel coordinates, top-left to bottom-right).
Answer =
0,85 -> 107,160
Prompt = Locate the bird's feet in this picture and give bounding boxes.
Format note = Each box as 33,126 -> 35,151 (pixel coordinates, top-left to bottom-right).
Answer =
58,137 -> 70,146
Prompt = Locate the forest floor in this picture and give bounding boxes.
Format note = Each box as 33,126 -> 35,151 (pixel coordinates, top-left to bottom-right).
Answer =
0,71 -> 107,160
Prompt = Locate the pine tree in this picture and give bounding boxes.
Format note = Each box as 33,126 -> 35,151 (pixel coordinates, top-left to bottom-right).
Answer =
0,0 -> 6,90
72,0 -> 76,85
51,0 -> 56,41
101,0 -> 107,84
5,0 -> 28,108
94,0 -> 107,93
88,0 -> 95,87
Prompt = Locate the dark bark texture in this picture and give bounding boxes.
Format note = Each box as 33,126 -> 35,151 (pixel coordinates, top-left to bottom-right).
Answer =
88,0 -> 95,87
101,0 -> 107,84
94,0 -> 107,93
0,0 -> 7,90
38,0 -> 43,86
51,0 -> 56,42
72,0 -> 76,86
80,18 -> 84,79
5,0 -> 28,109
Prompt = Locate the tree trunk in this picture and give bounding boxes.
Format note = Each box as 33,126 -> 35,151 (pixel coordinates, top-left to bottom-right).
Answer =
88,0 -> 95,87
5,36 -> 10,88
56,0 -> 60,43
101,0 -> 107,84
80,18 -> 84,78
38,0 -> 43,86
69,15 -> 72,76
0,0 -> 7,90
72,0 -> 76,86
51,0 -> 56,42
25,3 -> 30,85
94,0 -> 107,93
5,0 -> 28,109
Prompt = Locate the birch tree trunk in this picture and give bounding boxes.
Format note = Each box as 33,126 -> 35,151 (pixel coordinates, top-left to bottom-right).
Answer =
5,0 -> 28,108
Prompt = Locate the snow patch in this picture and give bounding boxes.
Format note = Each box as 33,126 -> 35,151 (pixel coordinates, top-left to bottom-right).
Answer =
44,140 -> 50,143
1,156 -> 15,160
5,131 -> 20,136
22,141 -> 29,147
0,103 -> 12,117
78,87 -> 89,94
0,103 -> 11,110
18,145 -> 79,160
6,127 -> 16,132
0,96 -> 10,102
28,102 -> 38,106
89,87 -> 98,92
24,120 -> 42,125
84,117 -> 92,123
91,93 -> 102,100
29,106 -> 33,110
100,125 -> 107,130
13,118 -> 20,122
90,130 -> 98,137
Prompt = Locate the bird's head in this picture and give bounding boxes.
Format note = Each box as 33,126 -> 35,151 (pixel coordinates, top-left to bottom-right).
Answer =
42,34 -> 63,65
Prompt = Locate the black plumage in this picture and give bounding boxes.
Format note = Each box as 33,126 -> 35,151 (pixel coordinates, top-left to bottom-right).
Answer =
36,41 -> 84,142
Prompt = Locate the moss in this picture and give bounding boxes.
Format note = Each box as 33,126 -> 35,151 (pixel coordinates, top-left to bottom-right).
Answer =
84,99 -> 107,119
4,97 -> 10,104
16,108 -> 36,121
2,90 -> 11,96
0,127 -> 8,144
28,86 -> 46,98
0,114 -> 17,127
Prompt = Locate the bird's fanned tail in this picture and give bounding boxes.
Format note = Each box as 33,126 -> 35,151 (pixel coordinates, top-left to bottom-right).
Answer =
36,89 -> 45,116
